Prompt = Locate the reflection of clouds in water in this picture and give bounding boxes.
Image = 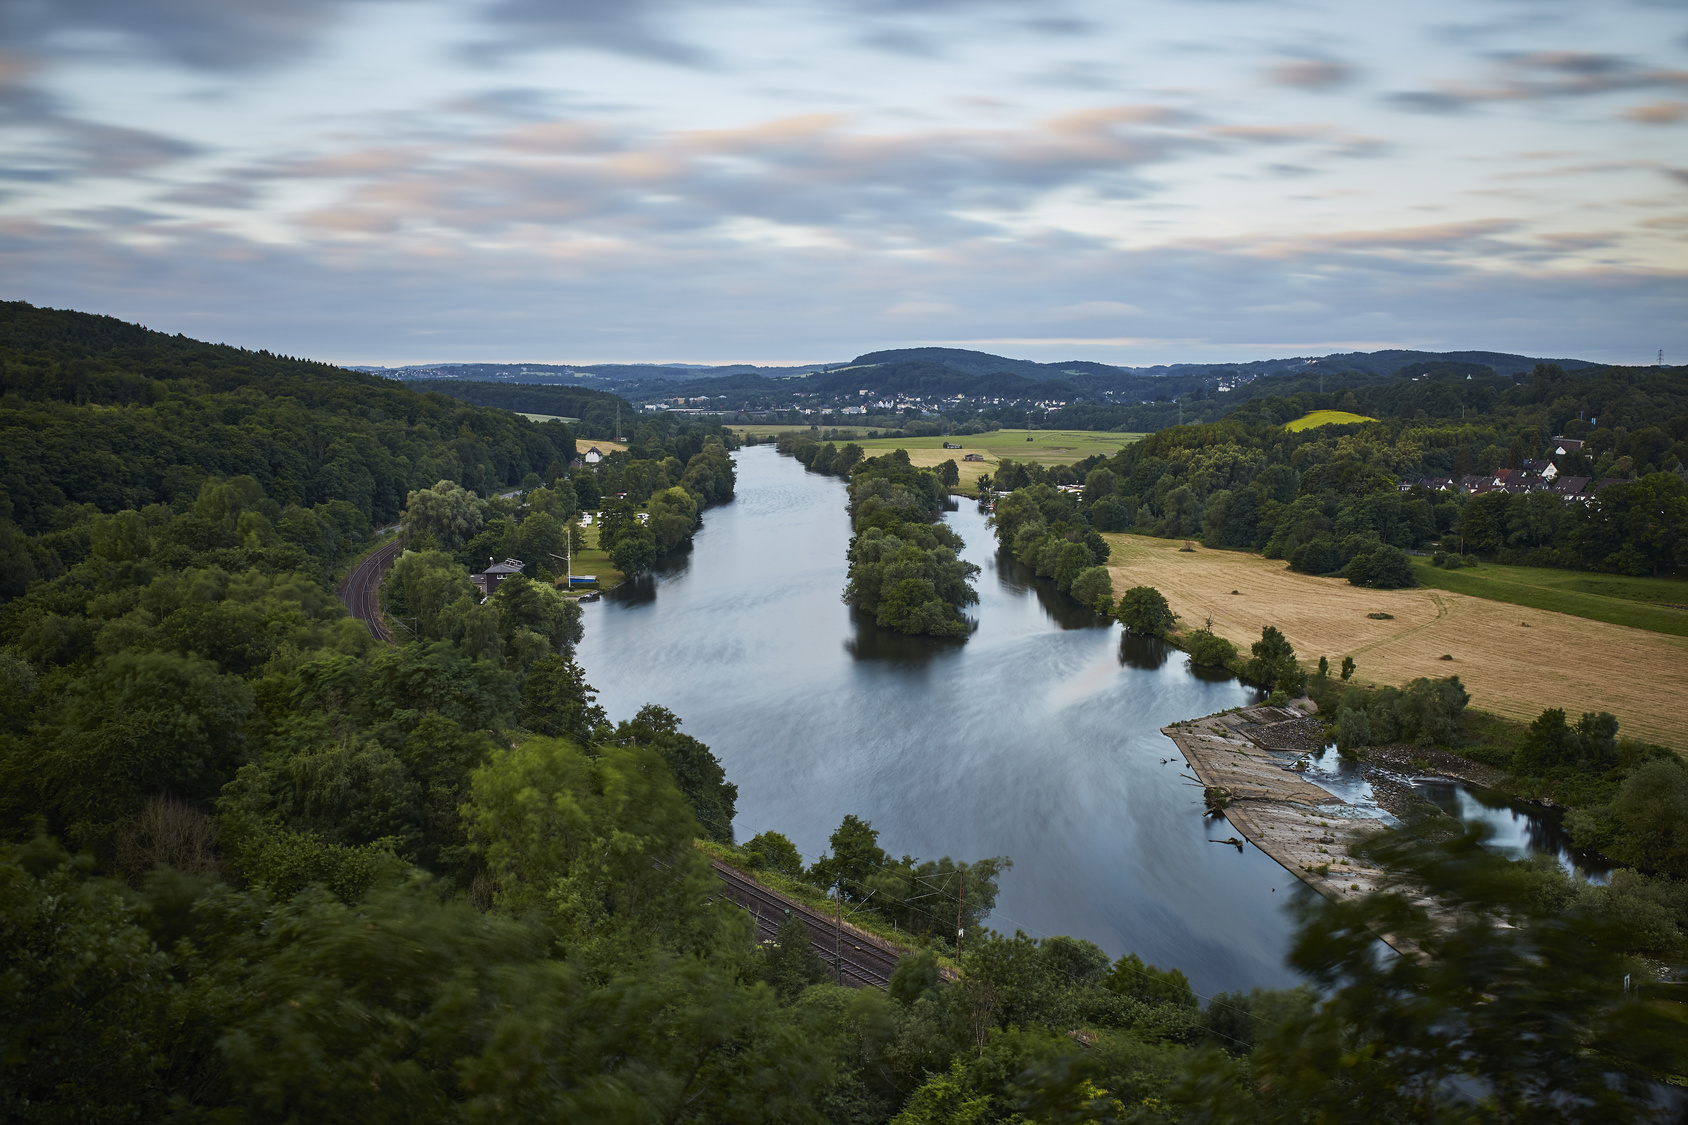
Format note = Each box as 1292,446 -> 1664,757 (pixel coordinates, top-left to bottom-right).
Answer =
1045,649 -> 1125,707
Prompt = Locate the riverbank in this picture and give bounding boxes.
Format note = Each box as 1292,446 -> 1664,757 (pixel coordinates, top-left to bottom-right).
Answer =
1162,704 -> 1389,903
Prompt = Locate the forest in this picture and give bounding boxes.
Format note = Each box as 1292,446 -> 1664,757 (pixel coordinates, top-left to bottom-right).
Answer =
1,304 -> 1685,1121
984,362 -> 1688,584
401,378 -> 640,441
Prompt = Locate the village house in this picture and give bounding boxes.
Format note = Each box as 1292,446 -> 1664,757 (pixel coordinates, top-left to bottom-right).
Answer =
962,452 -> 986,462
470,557 -> 525,598
583,447 -> 604,464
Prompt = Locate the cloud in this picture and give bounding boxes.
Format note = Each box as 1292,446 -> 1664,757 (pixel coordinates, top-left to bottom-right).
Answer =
1623,100 -> 1686,123
3,0 -> 354,70
470,0 -> 712,66
158,180 -> 258,208
1267,59 -> 1355,90
5,209 -> 1682,367
1,118 -> 198,181
1390,51 -> 1688,113
234,105 -> 1215,247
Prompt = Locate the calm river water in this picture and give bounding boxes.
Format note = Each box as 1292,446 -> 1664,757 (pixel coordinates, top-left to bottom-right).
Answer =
576,446 -> 1301,994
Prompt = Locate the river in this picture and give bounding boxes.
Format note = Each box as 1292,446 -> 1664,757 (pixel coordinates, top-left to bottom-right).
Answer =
576,446 -> 1303,994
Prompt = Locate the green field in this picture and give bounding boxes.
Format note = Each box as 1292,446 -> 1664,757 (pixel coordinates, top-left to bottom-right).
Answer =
1284,409 -> 1378,431
1410,557 -> 1688,637
733,427 -> 1143,491
850,429 -> 1144,463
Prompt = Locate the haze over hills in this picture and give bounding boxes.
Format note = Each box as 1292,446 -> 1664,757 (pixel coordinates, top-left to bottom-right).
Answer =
361,345 -> 1597,390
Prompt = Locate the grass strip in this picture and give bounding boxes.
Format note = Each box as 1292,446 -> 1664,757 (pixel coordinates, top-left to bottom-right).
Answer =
1410,559 -> 1688,638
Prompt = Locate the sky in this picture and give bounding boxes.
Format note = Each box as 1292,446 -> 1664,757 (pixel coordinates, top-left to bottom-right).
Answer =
1,0 -> 1685,367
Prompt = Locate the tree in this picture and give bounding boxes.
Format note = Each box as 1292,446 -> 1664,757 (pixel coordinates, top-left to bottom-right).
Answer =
809,814 -> 886,898
1246,625 -> 1301,695
742,831 -> 805,877
1335,707 -> 1371,754
1344,543 -> 1415,589
1068,566 -> 1113,613
1116,586 -> 1176,638
1340,655 -> 1355,680
384,549 -> 476,641
520,653 -> 606,743
761,914 -> 828,999
401,480 -> 486,549
1184,629 -> 1237,668
610,526 -> 658,576
464,736 -> 731,966
1203,824 -> 1688,1123
610,705 -> 738,845
487,575 -> 583,668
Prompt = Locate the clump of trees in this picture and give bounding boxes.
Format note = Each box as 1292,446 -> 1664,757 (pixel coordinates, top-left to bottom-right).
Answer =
989,482 -> 1114,612
840,451 -> 979,636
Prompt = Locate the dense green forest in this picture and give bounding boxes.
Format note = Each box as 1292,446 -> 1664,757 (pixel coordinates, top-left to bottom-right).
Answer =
2,305 -> 1684,1120
985,363 -> 1688,582
402,379 -> 640,441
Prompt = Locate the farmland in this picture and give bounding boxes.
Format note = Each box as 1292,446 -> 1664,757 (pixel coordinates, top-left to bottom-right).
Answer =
738,427 -> 1145,490
1283,409 -> 1377,431
1101,533 -> 1688,750
1410,558 -> 1688,638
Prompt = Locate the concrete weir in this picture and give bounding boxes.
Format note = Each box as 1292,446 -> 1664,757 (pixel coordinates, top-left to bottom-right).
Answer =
1162,705 -> 1389,902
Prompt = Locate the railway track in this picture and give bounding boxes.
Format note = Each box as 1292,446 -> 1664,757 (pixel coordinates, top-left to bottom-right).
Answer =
338,536 -> 404,642
709,859 -> 904,990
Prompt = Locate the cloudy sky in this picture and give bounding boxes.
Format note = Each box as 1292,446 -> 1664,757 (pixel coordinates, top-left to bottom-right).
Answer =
2,0 -> 1685,366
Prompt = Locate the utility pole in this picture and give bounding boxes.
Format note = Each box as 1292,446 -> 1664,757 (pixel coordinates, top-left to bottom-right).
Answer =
835,877 -> 844,985
955,867 -> 965,960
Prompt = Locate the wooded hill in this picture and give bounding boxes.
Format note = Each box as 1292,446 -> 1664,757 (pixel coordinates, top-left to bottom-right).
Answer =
0,301 -> 578,541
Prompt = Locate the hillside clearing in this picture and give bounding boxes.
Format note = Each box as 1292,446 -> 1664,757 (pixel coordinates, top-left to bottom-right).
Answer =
1284,409 -> 1377,431
1102,534 -> 1688,751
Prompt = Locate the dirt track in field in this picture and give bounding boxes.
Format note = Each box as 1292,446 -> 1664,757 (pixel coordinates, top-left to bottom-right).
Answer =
1103,534 -> 1688,751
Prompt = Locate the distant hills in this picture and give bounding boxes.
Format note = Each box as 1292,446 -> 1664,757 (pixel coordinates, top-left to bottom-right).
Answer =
363,345 -> 1598,393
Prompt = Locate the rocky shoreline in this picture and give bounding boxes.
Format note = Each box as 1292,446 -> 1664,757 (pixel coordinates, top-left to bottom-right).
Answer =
1160,706 -> 1516,904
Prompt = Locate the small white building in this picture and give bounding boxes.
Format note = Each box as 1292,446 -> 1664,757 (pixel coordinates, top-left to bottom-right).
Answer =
584,447 -> 603,464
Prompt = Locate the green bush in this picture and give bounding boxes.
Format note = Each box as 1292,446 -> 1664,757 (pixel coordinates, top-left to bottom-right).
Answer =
1117,586 -> 1177,638
1184,629 -> 1237,668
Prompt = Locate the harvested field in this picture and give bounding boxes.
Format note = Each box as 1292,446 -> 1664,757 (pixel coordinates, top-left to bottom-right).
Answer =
1104,534 -> 1688,751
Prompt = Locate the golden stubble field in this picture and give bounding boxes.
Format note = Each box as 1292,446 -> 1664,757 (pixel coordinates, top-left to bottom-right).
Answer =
1102,534 -> 1688,751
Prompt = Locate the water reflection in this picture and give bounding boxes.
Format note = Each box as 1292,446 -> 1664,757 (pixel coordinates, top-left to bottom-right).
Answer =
607,572 -> 658,606
1117,632 -> 1173,671
845,607 -> 972,664
995,550 -> 1110,630
1412,779 -> 1612,882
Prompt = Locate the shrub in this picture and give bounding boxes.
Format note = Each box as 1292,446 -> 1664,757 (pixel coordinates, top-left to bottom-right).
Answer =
1068,566 -> 1114,613
1184,629 -> 1238,669
1336,708 -> 1372,756
1346,544 -> 1416,589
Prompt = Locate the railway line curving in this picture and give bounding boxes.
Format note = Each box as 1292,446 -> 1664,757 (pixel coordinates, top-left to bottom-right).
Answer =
338,536 -> 404,642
